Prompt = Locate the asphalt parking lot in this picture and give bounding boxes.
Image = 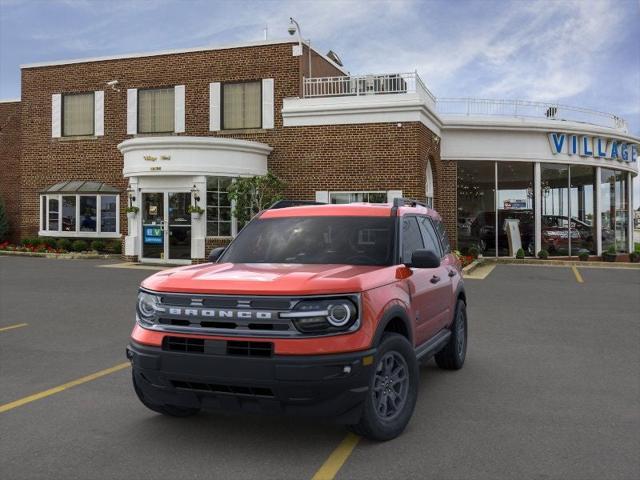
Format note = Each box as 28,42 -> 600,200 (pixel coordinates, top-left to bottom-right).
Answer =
1,257 -> 639,480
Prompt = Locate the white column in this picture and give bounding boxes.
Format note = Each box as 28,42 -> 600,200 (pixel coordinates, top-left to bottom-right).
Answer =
534,162 -> 541,256
595,166 -> 602,256
628,171 -> 633,253
191,175 -> 207,260
124,177 -> 140,258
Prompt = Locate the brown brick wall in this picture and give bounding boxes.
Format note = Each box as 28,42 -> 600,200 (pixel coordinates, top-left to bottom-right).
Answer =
0,101 -> 22,242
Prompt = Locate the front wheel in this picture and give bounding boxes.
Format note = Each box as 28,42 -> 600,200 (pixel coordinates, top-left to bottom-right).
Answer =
348,333 -> 418,441
132,371 -> 200,417
435,299 -> 467,370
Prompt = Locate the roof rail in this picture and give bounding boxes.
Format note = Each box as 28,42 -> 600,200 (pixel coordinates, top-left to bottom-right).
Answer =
269,199 -> 326,209
391,197 -> 428,215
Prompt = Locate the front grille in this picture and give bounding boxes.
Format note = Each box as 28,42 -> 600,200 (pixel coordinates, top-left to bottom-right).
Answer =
171,380 -> 274,398
162,336 -> 273,357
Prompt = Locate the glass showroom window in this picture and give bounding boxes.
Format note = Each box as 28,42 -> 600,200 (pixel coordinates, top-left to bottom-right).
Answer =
601,169 -> 629,253
206,177 -> 233,236
40,194 -> 119,237
138,88 -> 175,133
497,162 -> 534,256
62,92 -> 94,136
329,192 -> 387,204
223,81 -> 261,130
541,164 -> 570,256
569,165 -> 596,255
457,161 -> 496,256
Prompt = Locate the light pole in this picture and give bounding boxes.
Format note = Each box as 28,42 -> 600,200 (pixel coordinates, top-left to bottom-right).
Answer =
288,17 -> 311,78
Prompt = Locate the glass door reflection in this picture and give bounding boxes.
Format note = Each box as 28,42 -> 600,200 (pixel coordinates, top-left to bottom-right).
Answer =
142,193 -> 165,260
167,192 -> 191,260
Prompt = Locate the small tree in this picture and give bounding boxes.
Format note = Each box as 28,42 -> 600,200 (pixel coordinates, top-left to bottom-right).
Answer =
227,172 -> 286,226
0,197 -> 9,242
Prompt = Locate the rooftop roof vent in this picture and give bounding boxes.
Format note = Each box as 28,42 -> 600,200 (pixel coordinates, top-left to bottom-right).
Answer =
326,50 -> 343,67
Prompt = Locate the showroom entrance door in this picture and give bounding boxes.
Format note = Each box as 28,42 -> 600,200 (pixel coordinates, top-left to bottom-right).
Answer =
141,192 -> 192,263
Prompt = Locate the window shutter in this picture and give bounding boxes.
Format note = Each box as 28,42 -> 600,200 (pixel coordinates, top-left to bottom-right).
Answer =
315,191 -> 329,203
174,85 -> 185,133
387,190 -> 403,203
209,82 -> 221,131
262,78 -> 274,129
94,91 -> 104,136
126,88 -> 137,135
51,94 -> 61,138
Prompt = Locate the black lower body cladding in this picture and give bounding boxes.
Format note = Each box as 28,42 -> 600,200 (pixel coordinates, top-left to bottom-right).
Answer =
127,341 -> 376,423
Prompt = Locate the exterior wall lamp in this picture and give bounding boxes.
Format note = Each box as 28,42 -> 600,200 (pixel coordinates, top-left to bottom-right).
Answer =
126,187 -> 136,207
288,17 -> 312,77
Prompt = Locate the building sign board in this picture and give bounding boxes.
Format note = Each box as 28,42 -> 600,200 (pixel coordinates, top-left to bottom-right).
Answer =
548,133 -> 638,163
143,226 -> 163,244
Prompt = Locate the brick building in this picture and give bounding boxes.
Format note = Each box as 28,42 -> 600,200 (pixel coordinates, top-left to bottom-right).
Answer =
0,38 -> 638,263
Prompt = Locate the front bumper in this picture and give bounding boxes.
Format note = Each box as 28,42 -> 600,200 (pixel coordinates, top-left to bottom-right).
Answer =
127,340 -> 376,423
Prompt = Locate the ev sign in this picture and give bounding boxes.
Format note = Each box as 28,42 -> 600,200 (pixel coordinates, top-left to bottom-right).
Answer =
548,132 -> 638,163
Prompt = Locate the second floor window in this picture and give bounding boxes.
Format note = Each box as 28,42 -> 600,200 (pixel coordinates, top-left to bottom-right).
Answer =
63,92 -> 94,136
223,81 -> 261,130
138,88 -> 174,133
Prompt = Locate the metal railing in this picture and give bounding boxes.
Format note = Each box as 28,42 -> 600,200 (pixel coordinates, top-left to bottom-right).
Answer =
436,98 -> 628,131
303,72 -> 436,102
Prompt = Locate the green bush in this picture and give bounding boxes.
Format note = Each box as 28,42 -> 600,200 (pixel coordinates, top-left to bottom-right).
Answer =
629,252 -> 640,263
38,237 -> 57,249
537,249 -> 549,260
578,251 -> 589,261
90,240 -> 106,252
606,244 -> 617,255
71,240 -> 88,252
468,246 -> 479,259
21,237 -> 36,247
0,197 -> 9,242
107,240 -> 122,254
515,248 -> 525,259
57,238 -> 72,251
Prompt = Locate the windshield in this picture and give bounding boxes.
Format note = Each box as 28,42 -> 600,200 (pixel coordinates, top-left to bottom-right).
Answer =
220,216 -> 395,265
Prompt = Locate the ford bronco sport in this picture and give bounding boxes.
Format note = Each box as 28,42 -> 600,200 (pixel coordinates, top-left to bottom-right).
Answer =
127,198 -> 467,441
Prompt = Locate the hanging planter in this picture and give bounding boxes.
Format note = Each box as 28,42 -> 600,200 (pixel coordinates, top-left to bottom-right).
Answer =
126,206 -> 139,221
187,205 -> 204,220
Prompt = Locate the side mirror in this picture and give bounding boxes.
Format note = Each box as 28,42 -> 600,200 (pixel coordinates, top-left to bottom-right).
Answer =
409,249 -> 440,269
208,247 -> 226,263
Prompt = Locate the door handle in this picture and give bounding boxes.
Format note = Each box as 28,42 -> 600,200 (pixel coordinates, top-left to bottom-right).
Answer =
430,275 -> 440,284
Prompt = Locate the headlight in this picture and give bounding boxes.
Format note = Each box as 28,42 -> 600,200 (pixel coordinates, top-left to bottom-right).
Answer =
282,297 -> 358,334
136,291 -> 161,325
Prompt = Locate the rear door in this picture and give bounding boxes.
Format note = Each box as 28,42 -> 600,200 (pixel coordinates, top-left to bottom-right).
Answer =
400,216 -> 446,346
417,216 -> 453,334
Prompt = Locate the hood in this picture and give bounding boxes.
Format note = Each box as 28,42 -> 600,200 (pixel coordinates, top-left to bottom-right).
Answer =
141,262 -> 397,295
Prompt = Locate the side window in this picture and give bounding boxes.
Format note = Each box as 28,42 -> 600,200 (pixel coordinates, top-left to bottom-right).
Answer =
434,219 -> 451,254
418,216 -> 442,257
401,217 -> 424,264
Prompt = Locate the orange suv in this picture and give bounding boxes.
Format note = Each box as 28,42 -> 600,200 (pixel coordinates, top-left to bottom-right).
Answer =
127,198 -> 467,441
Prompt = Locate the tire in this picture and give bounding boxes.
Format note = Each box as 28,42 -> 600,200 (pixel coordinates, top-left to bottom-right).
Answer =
348,333 -> 418,441
132,371 -> 200,418
435,299 -> 467,370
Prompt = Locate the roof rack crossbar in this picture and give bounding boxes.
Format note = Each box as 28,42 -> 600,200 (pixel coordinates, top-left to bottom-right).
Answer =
391,197 -> 428,215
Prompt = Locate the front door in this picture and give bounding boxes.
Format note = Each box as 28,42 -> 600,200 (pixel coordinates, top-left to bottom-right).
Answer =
141,192 -> 191,263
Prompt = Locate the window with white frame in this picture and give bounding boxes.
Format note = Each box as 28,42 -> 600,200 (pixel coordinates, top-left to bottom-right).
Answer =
138,87 -> 175,133
222,81 -> 261,130
206,177 -> 234,236
40,193 -> 120,237
62,92 -> 94,136
329,191 -> 388,204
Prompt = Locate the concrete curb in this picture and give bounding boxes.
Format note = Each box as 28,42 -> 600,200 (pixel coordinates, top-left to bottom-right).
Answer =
462,259 -> 484,274
0,250 -> 120,260
488,257 -> 640,269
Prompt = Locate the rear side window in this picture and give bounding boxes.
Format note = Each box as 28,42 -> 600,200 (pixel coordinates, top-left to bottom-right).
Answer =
401,217 -> 424,264
433,219 -> 451,254
418,217 -> 442,258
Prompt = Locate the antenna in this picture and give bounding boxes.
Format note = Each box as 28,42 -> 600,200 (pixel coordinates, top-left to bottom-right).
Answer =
263,24 -> 268,40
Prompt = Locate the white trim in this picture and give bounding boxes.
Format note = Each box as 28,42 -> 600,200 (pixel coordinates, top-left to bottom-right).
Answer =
595,166 -> 602,255
0,98 -> 20,103
209,82 -> 221,131
534,162 -> 541,255
315,191 -> 329,203
39,193 -> 120,237
628,171 -> 633,253
262,78 -> 275,129
94,90 -> 104,136
19,39 -> 348,74
387,190 -> 403,203
127,89 -> 137,135
51,94 -> 61,138
174,85 -> 185,133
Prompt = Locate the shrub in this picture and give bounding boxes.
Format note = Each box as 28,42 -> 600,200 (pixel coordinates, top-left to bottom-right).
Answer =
57,238 -> 72,251
578,251 -> 589,261
0,197 -> 8,242
630,252 -> 640,263
71,240 -> 88,252
537,249 -> 549,260
606,244 -> 617,255
468,246 -> 479,259
21,237 -> 36,247
38,237 -> 57,249
515,248 -> 525,259
107,240 -> 122,254
90,240 -> 106,252
227,172 -> 286,225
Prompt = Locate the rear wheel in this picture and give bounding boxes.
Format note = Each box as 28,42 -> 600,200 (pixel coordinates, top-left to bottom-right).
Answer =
348,333 -> 418,441
132,371 -> 200,417
435,299 -> 467,370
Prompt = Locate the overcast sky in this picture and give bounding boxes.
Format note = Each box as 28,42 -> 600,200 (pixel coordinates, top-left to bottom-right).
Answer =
1,0 -> 639,205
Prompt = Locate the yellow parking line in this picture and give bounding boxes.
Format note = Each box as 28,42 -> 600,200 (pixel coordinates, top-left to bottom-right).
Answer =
0,362 -> 130,414
311,433 -> 361,480
0,323 -> 28,333
571,265 -> 584,283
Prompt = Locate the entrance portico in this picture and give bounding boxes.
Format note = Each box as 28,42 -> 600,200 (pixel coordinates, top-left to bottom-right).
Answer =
118,136 -> 271,263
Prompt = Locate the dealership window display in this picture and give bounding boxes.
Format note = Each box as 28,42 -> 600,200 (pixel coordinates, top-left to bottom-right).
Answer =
457,161 -> 496,256
497,162 -> 534,256
601,168 -> 629,253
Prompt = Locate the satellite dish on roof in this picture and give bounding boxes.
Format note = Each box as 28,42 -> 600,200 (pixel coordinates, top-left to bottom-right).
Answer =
326,50 -> 343,67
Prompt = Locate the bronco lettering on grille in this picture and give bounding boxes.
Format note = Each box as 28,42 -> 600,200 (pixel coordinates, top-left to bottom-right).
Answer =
164,307 -> 274,320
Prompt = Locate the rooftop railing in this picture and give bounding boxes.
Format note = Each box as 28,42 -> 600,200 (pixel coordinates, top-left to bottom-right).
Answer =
301,74 -> 627,131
